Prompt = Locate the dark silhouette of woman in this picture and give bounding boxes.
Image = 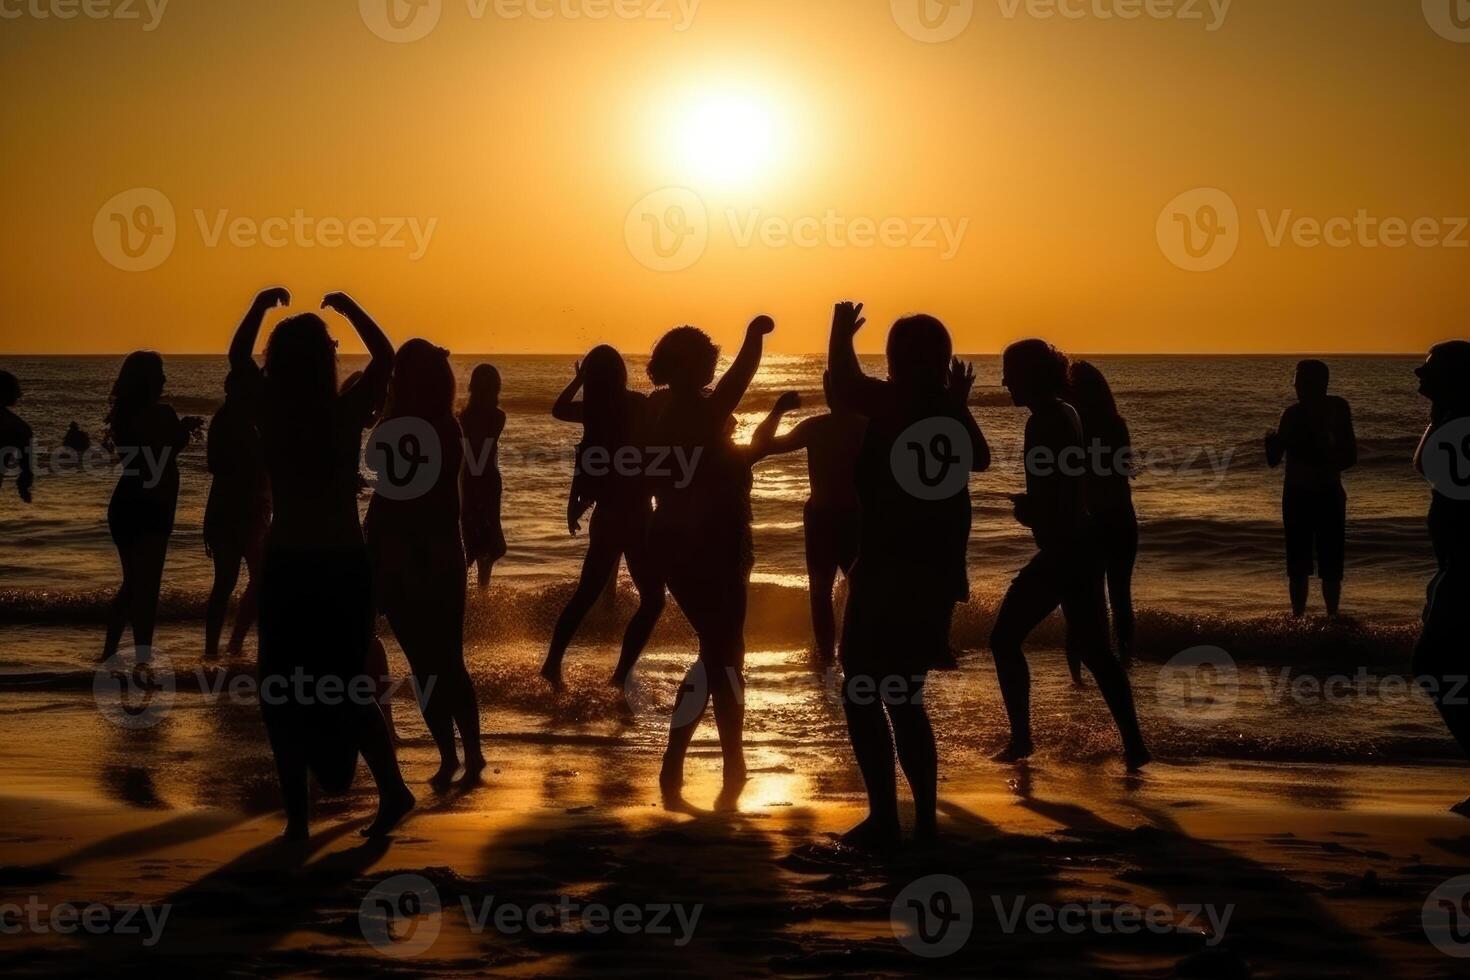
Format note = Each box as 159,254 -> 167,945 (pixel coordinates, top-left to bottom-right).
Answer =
0,371 -> 34,504
203,369 -> 271,659
365,339 -> 485,789
228,287 -> 414,839
1068,360 -> 1139,666
828,301 -> 990,847
100,352 -> 203,664
990,340 -> 1150,771
540,346 -> 665,693
1411,340 -> 1470,817
646,317 -> 773,793
460,364 -> 507,593
753,373 -> 867,663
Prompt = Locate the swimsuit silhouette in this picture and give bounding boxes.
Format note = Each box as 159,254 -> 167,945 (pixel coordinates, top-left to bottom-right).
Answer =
460,363 -> 507,593
203,369 -> 270,659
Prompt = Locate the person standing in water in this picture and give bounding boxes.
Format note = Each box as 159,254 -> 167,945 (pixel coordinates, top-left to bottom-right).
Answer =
1265,359 -> 1357,617
203,369 -> 271,659
749,373 -> 867,664
541,346 -> 665,694
1411,341 -> 1470,817
646,317 -> 774,795
100,352 -> 203,664
1068,361 -> 1139,667
229,287 -> 414,840
990,340 -> 1150,772
0,371 -> 34,504
827,301 -> 989,847
460,364 -> 507,593
365,339 -> 486,790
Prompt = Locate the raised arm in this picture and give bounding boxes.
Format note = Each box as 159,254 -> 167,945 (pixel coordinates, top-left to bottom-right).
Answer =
710,315 -> 775,420
827,300 -> 890,417
229,287 -> 290,373
322,292 -> 394,407
948,357 -> 991,472
748,392 -> 807,462
551,362 -> 586,423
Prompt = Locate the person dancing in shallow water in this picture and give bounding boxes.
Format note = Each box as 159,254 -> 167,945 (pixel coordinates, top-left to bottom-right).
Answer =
750,372 -> 866,663
827,301 -> 990,847
229,287 -> 413,839
647,317 -> 774,793
541,346 -> 665,693
365,339 -> 486,789
0,371 -> 34,504
100,352 -> 203,664
1265,359 -> 1357,617
460,364 -> 507,593
1068,361 -> 1139,669
990,340 -> 1150,772
203,369 -> 271,659
1411,341 -> 1470,817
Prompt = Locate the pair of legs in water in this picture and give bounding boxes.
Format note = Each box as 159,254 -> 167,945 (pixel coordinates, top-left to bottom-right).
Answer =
1284,486 -> 1346,617
542,499 -> 665,691
1415,562 -> 1470,816
376,545 -> 486,789
204,528 -> 262,659
101,501 -> 172,664
804,502 -> 860,662
992,541 -> 1151,771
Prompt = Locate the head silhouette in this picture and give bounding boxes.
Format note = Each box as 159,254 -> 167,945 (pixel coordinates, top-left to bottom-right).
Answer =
264,313 -> 338,409
1068,360 -> 1119,425
1294,359 -> 1330,401
1418,341 -> 1470,418
0,370 -> 18,409
466,363 -> 501,411
648,326 -> 719,392
1003,339 -> 1070,409
582,344 -> 629,407
886,314 -> 952,390
105,351 -> 165,449
385,338 -> 454,422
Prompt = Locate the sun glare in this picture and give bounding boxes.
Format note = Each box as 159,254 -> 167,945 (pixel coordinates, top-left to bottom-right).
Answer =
668,90 -> 784,188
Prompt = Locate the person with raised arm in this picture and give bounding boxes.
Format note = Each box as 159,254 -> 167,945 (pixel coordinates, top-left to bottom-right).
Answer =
646,316 -> 773,796
827,301 -> 989,848
228,287 -> 414,840
540,345 -> 664,694
989,340 -> 1150,771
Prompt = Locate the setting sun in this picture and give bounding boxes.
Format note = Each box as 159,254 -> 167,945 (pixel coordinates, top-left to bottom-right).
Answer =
666,89 -> 786,188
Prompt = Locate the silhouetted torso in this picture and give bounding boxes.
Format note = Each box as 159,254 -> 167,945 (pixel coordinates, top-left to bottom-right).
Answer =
805,413 -> 866,514
109,404 -> 190,534
576,389 -> 651,510
204,398 -> 270,539
365,414 -> 465,547
1023,398 -> 1090,553
649,389 -> 751,566
1082,412 -> 1133,516
1277,396 -> 1354,493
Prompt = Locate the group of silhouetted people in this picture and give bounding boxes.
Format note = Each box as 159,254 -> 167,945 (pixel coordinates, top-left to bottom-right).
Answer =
7,300 -> 1470,834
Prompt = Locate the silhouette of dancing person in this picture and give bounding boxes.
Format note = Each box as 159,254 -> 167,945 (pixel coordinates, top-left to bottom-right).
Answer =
0,371 -> 34,504
647,317 -> 773,793
460,364 -> 507,593
1411,341 -> 1470,817
203,369 -> 271,659
1265,359 -> 1357,616
990,340 -> 1150,771
541,346 -> 665,693
751,373 -> 867,663
228,287 -> 413,839
827,301 -> 990,847
100,352 -> 203,664
1069,361 -> 1139,668
365,339 -> 486,789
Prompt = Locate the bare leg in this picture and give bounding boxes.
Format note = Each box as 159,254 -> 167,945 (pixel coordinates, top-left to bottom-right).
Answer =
127,534 -> 169,657
1322,579 -> 1342,617
542,519 -> 621,688
807,557 -> 839,663
888,680 -> 937,841
841,677 -> 901,847
612,537 -> 665,687
205,546 -> 241,660
366,638 -> 396,741
660,660 -> 710,791
476,557 -> 493,593
1289,576 -> 1308,617
354,700 -> 416,838
227,545 -> 261,655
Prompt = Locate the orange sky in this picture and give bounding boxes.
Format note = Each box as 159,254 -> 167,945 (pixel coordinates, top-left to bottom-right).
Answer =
2,0 -> 1467,354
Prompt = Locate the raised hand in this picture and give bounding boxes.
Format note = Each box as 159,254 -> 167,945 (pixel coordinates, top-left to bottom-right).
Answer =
320,292 -> 361,318
947,357 -> 976,407
748,314 -> 776,337
832,301 -> 866,340
255,287 -> 290,310
774,390 -> 801,414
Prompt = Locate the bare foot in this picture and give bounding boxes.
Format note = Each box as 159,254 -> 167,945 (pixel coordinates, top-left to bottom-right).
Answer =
461,755 -> 487,786
991,739 -> 1034,764
658,759 -> 684,795
282,820 -> 310,841
1124,745 -> 1153,773
539,657 -> 564,691
840,816 -> 901,851
428,762 -> 458,791
1450,796 -> 1470,818
362,789 -> 416,838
